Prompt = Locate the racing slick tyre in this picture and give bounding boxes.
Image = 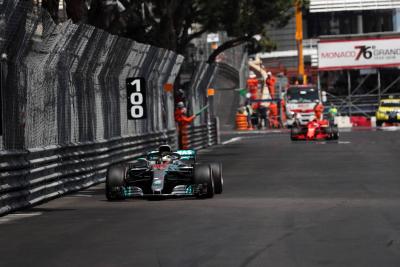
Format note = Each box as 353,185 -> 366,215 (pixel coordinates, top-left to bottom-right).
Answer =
376,120 -> 383,127
290,127 -> 301,141
106,165 -> 126,201
194,164 -> 214,198
331,125 -> 339,140
210,162 -> 223,194
324,126 -> 333,139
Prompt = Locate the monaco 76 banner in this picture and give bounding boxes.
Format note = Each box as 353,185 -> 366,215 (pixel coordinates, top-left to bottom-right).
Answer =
318,37 -> 400,71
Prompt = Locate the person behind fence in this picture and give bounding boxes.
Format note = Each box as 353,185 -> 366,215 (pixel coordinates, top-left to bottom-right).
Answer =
251,110 -> 259,129
258,104 -> 268,129
280,98 -> 287,125
247,71 -> 259,100
266,71 -> 276,99
250,101 -> 260,129
244,100 -> 254,129
175,102 -> 195,149
314,100 -> 324,121
269,101 -> 279,128
328,104 -> 338,123
258,79 -> 270,129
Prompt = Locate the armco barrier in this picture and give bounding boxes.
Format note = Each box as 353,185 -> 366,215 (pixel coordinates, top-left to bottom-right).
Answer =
186,119 -> 219,150
0,130 -> 176,215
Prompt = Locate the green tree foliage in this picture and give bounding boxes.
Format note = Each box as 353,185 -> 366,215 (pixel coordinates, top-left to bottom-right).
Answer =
44,0 -> 293,62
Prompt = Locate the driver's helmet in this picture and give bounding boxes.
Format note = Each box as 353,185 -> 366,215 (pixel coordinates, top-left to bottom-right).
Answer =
158,145 -> 172,154
161,155 -> 173,163
158,145 -> 172,163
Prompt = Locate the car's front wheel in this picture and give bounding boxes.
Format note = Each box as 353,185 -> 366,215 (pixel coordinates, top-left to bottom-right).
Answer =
106,165 -> 126,201
290,127 -> 301,141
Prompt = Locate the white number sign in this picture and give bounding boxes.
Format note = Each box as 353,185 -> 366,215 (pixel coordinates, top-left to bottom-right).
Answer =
127,78 -> 146,120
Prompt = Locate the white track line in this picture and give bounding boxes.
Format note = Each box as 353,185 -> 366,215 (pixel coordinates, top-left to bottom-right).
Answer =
380,126 -> 400,131
0,212 -> 42,224
66,194 -> 93,198
222,137 -> 242,145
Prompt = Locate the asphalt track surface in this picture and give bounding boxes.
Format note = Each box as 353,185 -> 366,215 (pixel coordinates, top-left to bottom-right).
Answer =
1,129 -> 400,267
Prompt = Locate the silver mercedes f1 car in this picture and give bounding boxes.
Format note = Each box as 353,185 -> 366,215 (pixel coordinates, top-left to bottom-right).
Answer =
105,145 -> 223,200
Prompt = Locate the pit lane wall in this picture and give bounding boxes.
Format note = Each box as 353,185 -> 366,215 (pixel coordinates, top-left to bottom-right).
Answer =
0,2 -> 218,215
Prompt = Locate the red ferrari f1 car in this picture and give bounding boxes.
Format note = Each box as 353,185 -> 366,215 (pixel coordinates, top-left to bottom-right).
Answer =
290,119 -> 339,141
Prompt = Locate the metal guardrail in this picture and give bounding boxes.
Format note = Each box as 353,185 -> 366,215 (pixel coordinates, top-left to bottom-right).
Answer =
186,119 -> 219,151
0,120 -> 220,216
0,131 -> 176,215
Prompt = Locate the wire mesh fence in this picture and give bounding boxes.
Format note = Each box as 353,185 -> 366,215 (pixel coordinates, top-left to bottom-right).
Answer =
0,2 -> 183,150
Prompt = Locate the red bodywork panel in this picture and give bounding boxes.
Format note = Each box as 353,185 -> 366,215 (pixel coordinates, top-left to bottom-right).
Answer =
292,120 -> 331,140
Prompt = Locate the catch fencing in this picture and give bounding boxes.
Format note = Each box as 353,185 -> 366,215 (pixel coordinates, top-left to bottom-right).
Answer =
1,10 -> 182,149
0,2 -> 220,215
187,62 -> 217,124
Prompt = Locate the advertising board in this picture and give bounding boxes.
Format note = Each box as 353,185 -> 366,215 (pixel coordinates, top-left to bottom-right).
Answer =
318,37 -> 400,70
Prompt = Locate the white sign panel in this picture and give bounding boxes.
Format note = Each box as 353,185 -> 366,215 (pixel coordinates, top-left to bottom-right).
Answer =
318,37 -> 400,70
207,33 -> 220,43
310,0 -> 400,13
126,77 -> 147,120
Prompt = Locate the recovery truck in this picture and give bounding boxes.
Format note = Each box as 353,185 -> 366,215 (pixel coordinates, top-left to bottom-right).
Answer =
285,84 -> 326,127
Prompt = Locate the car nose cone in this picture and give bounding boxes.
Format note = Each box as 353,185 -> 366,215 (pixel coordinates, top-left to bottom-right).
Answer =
151,179 -> 163,191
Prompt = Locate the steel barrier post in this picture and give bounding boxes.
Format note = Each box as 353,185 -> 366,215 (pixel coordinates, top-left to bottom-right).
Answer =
347,70 -> 352,116
377,69 -> 381,102
0,53 -> 7,147
215,117 -> 220,145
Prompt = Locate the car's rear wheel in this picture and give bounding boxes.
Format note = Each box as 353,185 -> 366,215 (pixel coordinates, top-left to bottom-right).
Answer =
290,127 -> 301,141
331,125 -> 339,140
194,164 -> 214,198
106,165 -> 126,201
324,126 -> 332,139
376,120 -> 383,127
210,162 -> 223,194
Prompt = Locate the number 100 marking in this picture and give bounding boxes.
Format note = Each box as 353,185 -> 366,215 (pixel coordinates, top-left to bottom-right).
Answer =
130,79 -> 144,118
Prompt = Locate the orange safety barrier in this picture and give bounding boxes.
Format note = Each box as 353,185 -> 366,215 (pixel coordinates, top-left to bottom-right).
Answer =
236,113 -> 249,130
